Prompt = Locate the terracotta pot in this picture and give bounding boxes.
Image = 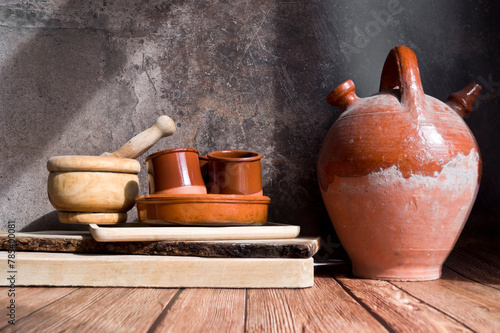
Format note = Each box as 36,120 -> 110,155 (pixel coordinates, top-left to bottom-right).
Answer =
145,148 -> 207,195
318,46 -> 482,281
207,150 -> 263,196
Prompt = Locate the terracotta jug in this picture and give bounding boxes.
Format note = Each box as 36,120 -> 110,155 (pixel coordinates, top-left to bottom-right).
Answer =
318,46 -> 482,281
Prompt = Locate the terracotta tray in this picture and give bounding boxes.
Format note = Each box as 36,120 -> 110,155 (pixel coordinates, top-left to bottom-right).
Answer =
88,223 -> 300,242
135,194 -> 270,225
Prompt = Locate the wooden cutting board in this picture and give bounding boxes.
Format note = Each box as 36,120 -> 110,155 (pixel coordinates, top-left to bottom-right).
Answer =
0,231 -> 319,259
89,222 -> 300,242
0,251 -> 314,288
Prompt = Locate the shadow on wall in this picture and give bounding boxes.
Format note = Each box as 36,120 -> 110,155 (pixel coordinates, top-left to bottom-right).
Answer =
0,1 -> 127,230
268,2 -> 340,244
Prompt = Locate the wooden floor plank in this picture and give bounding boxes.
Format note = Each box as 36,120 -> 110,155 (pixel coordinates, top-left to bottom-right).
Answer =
0,286 -> 77,324
335,275 -> 472,332
392,267 -> 500,333
245,271 -> 388,333
445,245 -> 500,289
149,288 -> 245,333
0,287 -> 178,332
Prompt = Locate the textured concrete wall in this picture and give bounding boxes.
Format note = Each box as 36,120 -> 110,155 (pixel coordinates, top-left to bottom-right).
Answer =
1,1 -> 499,246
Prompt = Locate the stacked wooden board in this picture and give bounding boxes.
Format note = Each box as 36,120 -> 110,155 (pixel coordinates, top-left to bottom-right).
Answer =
0,223 -> 319,288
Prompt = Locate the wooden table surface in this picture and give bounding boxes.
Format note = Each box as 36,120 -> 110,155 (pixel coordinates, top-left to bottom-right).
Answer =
1,240 -> 499,332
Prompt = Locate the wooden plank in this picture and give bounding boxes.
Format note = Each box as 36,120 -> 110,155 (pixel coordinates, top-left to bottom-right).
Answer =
0,232 -> 319,258
0,286 -> 77,322
0,287 -> 178,332
335,275 -> 472,332
392,267 -> 500,333
245,271 -> 387,332
89,223 -> 300,242
150,289 -> 245,332
445,246 -> 500,289
0,251 -> 313,288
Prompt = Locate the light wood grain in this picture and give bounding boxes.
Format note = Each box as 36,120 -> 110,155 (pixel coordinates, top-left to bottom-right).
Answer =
150,289 -> 245,332
48,171 -> 139,213
392,267 -> 500,333
0,287 -> 77,321
47,155 -> 140,173
89,223 -> 301,242
59,212 -> 128,224
0,287 -> 178,332
0,251 -> 313,288
336,275 -> 472,332
246,271 -> 387,332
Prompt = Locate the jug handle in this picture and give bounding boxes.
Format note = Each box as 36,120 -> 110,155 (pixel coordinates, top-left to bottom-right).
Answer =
379,46 -> 425,117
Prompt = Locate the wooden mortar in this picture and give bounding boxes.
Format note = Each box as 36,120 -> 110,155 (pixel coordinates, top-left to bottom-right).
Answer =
47,116 -> 176,224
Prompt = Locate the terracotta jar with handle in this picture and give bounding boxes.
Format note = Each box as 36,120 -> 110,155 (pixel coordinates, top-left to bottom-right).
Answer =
317,46 -> 482,281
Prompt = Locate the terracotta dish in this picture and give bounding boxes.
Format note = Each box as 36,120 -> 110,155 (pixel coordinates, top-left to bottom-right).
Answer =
135,194 -> 270,225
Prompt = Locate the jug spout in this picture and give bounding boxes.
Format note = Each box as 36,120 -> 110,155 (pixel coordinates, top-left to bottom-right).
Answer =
446,83 -> 482,118
327,80 -> 359,112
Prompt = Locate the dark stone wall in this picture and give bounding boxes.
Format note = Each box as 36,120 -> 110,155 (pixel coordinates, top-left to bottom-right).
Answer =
1,1 -> 498,247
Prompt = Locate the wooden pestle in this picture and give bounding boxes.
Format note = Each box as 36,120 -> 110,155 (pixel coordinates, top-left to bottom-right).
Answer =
101,115 -> 176,159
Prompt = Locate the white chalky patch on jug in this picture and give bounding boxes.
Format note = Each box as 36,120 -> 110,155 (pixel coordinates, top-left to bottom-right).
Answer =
322,149 -> 480,249
365,150 -> 480,191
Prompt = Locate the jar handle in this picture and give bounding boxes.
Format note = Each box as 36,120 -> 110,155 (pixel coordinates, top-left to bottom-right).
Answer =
379,46 -> 425,116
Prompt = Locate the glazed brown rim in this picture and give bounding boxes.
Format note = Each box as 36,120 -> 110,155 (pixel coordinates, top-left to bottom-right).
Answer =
207,150 -> 262,162
135,194 -> 271,204
145,148 -> 200,162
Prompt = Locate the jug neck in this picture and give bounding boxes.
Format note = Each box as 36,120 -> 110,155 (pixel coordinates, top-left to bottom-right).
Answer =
326,80 -> 359,112
447,83 -> 482,117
